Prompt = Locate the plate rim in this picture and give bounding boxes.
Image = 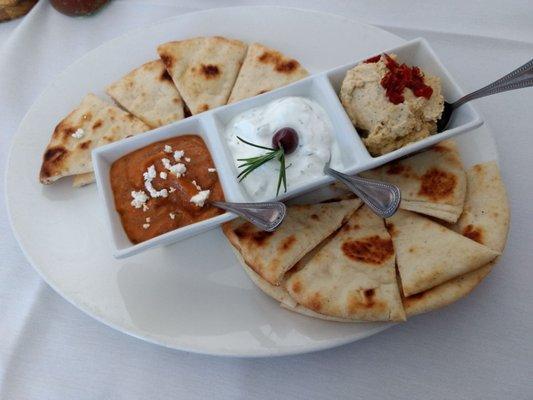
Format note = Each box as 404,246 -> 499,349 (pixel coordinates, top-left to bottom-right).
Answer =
6,5 -> 487,357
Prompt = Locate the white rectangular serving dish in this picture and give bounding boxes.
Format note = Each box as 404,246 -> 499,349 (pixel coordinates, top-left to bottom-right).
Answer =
93,37 -> 482,258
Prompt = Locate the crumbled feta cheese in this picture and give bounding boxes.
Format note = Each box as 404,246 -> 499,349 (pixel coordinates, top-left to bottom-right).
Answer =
191,180 -> 202,191
130,190 -> 149,209
159,171 -> 167,179
208,168 -> 216,173
164,145 -> 173,153
190,190 -> 210,207
142,204 -> 149,212
184,157 -> 191,163
143,164 -> 168,198
145,180 -> 168,198
71,128 -> 85,139
173,150 -> 184,161
142,223 -> 150,229
169,163 -> 186,177
169,212 -> 176,220
143,165 -> 157,180
161,157 -> 186,177
161,158 -> 171,169
169,187 -> 176,193
145,217 -> 151,223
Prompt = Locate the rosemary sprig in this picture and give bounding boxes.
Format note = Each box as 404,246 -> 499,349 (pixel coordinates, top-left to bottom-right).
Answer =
236,136 -> 288,195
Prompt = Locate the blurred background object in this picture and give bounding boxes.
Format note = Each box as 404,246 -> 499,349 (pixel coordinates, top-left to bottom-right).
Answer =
49,0 -> 110,16
0,0 -> 38,21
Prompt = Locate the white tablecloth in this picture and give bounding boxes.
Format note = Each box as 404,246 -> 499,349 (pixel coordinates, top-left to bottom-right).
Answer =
1,1 -> 532,399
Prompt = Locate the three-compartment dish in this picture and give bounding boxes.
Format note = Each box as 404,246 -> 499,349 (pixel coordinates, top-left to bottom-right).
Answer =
89,38 -> 481,257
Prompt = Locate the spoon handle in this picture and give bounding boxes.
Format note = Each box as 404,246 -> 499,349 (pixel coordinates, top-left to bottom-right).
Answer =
211,201 -> 286,232
452,58 -> 533,109
324,166 -> 401,218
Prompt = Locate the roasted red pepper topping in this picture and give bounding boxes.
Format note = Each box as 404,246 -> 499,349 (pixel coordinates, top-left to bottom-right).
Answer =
379,53 -> 433,104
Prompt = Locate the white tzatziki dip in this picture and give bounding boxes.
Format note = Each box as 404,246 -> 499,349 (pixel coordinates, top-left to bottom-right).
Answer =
225,96 -> 341,200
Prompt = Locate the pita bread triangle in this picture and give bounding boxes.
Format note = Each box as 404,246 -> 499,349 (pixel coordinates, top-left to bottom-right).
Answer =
402,263 -> 493,317
284,206 -> 406,321
240,258 -> 360,322
452,161 -> 510,252
403,161 -> 510,316
234,222 -> 393,322
362,140 -> 467,223
222,199 -> 362,286
40,94 -> 150,184
106,59 -> 185,128
157,36 -> 247,115
386,209 -> 499,297
228,42 -> 308,104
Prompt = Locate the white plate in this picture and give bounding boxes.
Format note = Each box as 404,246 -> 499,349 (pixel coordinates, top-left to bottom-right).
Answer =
6,6 -> 499,357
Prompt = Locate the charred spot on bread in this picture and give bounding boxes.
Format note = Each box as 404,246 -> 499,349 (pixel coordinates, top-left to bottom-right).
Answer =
418,168 -> 457,200
462,224 -> 484,244
234,222 -> 274,247
199,64 -> 220,79
280,235 -> 296,251
341,235 -> 394,265
159,70 -> 173,82
258,51 -> 300,73
78,140 -> 92,150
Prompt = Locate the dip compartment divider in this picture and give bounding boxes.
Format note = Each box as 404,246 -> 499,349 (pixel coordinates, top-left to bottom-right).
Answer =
312,74 -> 373,169
199,113 -> 248,204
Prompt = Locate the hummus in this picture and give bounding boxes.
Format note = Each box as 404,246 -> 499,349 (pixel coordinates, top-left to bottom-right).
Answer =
340,54 -> 444,156
110,135 -> 224,244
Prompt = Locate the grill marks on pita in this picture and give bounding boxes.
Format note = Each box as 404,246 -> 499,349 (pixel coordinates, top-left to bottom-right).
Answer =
39,94 -> 150,184
285,206 -> 406,321
228,43 -> 309,104
225,154 -> 508,322
157,36 -> 247,115
402,162 -> 510,316
362,140 -> 467,223
222,199 -> 362,286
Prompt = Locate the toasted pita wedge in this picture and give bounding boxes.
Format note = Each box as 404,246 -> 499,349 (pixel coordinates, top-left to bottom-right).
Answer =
222,199 -> 361,286
285,206 -> 405,321
403,263 -> 493,317
236,244 -> 362,322
452,161 -> 510,252
39,94 -> 150,184
157,36 -> 247,115
228,43 -> 308,103
106,60 -> 184,128
362,140 -> 466,223
403,161 -> 510,316
386,209 -> 499,296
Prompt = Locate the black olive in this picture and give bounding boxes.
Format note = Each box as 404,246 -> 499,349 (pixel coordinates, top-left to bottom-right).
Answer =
272,127 -> 299,155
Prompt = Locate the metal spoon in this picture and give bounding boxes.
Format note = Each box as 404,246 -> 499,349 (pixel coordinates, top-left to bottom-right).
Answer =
324,162 -> 401,218
210,200 -> 286,231
438,58 -> 533,132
